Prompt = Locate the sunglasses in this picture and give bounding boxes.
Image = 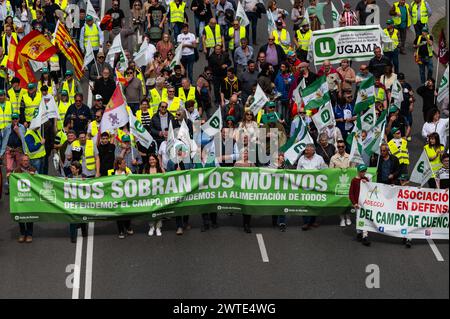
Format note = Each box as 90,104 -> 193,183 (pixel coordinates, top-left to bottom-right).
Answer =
338,145 -> 345,149
75,99 -> 82,102
268,39 -> 275,41
127,72 -> 134,75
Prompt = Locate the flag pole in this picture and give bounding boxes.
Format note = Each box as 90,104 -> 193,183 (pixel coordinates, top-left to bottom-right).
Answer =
434,61 -> 440,105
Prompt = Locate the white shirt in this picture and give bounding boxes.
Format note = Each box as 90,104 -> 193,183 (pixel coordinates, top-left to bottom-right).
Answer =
177,32 -> 196,56
297,153 -> 328,170
158,141 -> 169,170
422,118 -> 449,148
145,42 -> 157,64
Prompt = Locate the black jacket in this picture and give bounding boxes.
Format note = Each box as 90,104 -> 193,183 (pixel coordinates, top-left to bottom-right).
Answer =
208,52 -> 232,78
368,55 -> 392,78
150,112 -> 175,146
98,143 -> 116,176
258,44 -> 287,68
376,154 -> 400,185
93,77 -> 116,104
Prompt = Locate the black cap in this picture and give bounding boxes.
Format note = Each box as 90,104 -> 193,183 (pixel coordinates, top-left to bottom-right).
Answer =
397,73 -> 405,80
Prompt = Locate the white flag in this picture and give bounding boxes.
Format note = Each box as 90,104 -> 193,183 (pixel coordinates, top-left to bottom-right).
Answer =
249,84 -> 269,116
236,2 -> 250,27
390,79 -> 404,106
303,8 -> 310,26
30,95 -> 59,130
133,39 -> 149,68
106,35 -> 123,67
410,149 -> 433,186
312,101 -> 335,132
177,119 -> 198,157
331,2 -> 340,28
437,65 -> 449,103
201,108 -> 223,137
356,106 -> 376,132
100,86 -> 129,133
169,44 -> 183,70
281,116 -> 313,165
83,40 -> 95,68
292,78 -> 306,108
349,134 -> 365,165
129,110 -> 155,149
86,0 -> 99,21
29,60 -> 47,72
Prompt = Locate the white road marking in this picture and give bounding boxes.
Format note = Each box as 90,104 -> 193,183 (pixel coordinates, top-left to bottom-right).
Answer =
84,222 -> 95,299
427,239 -> 444,262
256,234 -> 269,263
72,229 -> 83,299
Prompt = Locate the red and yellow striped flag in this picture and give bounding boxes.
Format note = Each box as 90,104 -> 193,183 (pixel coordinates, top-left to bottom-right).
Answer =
54,21 -> 84,79
115,68 -> 128,86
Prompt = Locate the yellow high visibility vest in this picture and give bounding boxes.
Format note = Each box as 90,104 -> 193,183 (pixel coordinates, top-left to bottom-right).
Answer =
38,80 -> 55,96
375,87 -> 386,103
388,139 -> 409,165
24,129 -> 46,159
411,0 -> 428,25
56,0 -> 68,11
0,55 -> 7,78
55,129 -> 68,146
0,101 -> 13,130
136,69 -> 146,96
392,2 -> 411,27
108,167 -> 131,176
84,23 -> 100,48
150,88 -> 168,115
228,26 -> 246,51
272,29 -> 290,54
57,100 -> 71,130
167,97 -> 182,116
424,144 -> 445,175
62,80 -> 77,102
383,28 -> 399,52
178,86 -> 197,108
204,24 -> 222,48
416,35 -> 433,58
295,29 -> 312,51
169,1 -> 186,23
72,139 -> 96,171
1,33 -> 18,52
7,87 -> 25,114
22,92 -> 42,122
89,121 -> 99,137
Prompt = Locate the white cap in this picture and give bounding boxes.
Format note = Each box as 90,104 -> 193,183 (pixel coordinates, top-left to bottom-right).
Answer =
95,94 -> 103,100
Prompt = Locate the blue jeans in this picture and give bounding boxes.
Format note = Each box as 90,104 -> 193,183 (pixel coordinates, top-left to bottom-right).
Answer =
194,17 -> 206,51
302,216 -> 316,225
19,223 -> 33,236
181,54 -> 196,84
419,57 -> 433,85
30,158 -> 45,175
385,49 -> 399,74
172,22 -> 183,42
245,11 -> 258,44
176,215 -> 189,229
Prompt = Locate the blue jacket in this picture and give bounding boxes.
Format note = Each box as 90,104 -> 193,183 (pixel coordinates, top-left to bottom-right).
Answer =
274,72 -> 295,101
0,123 -> 27,157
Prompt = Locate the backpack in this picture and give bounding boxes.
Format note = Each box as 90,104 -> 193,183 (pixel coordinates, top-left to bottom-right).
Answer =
100,15 -> 113,31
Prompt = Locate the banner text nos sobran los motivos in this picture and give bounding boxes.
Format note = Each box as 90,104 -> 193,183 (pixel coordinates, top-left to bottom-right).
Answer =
9,168 -> 376,223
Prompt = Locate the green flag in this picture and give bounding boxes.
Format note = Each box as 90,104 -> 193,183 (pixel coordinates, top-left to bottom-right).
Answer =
409,149 -> 433,186
300,76 -> 331,110
280,116 -> 313,165
331,1 -> 340,28
437,65 -> 449,103
354,76 -> 375,114
312,101 -> 335,132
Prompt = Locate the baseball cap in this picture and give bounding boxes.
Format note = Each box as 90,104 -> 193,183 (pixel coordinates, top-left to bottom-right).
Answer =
95,94 -> 103,100
287,51 -> 295,57
357,164 -> 368,172
122,135 -> 131,142
344,2 -> 351,9
301,19 -> 309,27
399,173 -> 409,181
266,101 -> 276,108
391,127 -> 400,134
27,83 -> 36,89
86,15 -> 94,21
61,90 -> 69,96
226,115 -> 236,123
389,105 -> 399,113
65,70 -> 74,76
386,19 -> 394,25
42,67 -> 49,73
11,113 -> 20,119
422,26 -> 429,32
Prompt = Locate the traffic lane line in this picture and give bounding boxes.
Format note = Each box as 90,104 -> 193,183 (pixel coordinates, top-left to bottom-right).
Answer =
72,229 -> 83,299
427,239 -> 445,262
84,222 -> 95,299
256,234 -> 269,263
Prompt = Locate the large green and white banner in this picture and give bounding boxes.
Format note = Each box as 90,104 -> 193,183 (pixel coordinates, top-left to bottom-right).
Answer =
357,182 -> 449,240
311,26 -> 381,65
10,168 -> 376,223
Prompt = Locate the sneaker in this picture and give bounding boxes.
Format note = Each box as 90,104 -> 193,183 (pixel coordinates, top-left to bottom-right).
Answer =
405,239 -> 412,248
356,233 -> 363,242
156,228 -> 162,236
340,219 -> 346,227
18,236 -> 25,243
148,227 -> 155,237
346,218 -> 352,226
301,224 -> 310,231
126,228 -> 134,236
70,237 -> 77,244
279,224 -> 286,232
244,225 -> 252,233
362,237 -> 371,246
118,233 -> 126,239
25,236 -> 33,243
176,227 -> 183,235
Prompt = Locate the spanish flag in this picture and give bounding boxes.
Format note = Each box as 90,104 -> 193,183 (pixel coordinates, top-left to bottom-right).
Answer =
54,21 -> 84,79
115,68 -> 128,86
16,30 -> 57,62
7,36 -> 36,89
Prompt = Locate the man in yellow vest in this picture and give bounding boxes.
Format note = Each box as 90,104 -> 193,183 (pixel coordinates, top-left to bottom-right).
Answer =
411,0 -> 431,37
165,86 -> 183,116
294,19 -> 312,62
7,78 -> 25,115
149,76 -> 168,116
88,109 -> 102,144
60,70 -> 80,103
0,89 -> 12,131
24,126 -> 46,174
22,83 -> 42,126
178,78 -> 201,116
80,15 -> 104,58
1,24 -> 18,55
202,18 -> 224,57
57,90 -> 71,130
272,19 -> 291,55
67,131 -> 100,178
388,127 -> 409,176
169,0 -> 187,41
0,47 -> 7,89
413,26 -> 433,84
228,20 -> 246,53
383,19 -> 400,74
389,0 -> 411,54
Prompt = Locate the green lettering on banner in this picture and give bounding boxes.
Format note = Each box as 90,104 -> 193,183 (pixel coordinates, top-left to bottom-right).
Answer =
315,37 -> 336,58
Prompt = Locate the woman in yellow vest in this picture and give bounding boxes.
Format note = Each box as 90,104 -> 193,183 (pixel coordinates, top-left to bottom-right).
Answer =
7,77 -> 25,114
38,68 -> 56,96
424,132 -> 445,188
411,0 -> 430,36
383,19 -> 399,74
0,89 -> 13,130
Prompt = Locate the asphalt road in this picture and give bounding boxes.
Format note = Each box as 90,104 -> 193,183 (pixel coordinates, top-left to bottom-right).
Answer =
0,0 -> 448,299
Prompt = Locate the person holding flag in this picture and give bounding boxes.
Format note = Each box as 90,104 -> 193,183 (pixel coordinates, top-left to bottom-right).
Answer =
423,132 -> 445,188
349,164 -> 371,246
24,123 -> 46,174
80,14 -> 103,57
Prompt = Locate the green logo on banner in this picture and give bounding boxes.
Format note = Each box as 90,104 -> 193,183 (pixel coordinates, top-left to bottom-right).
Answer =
364,114 -> 374,124
358,221 -> 365,227
321,109 -> 330,123
210,116 -> 220,129
293,143 -> 306,154
417,161 -> 424,173
33,107 -> 39,119
332,11 -> 338,21
440,76 -> 448,89
134,120 -> 146,134
315,37 -> 336,58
